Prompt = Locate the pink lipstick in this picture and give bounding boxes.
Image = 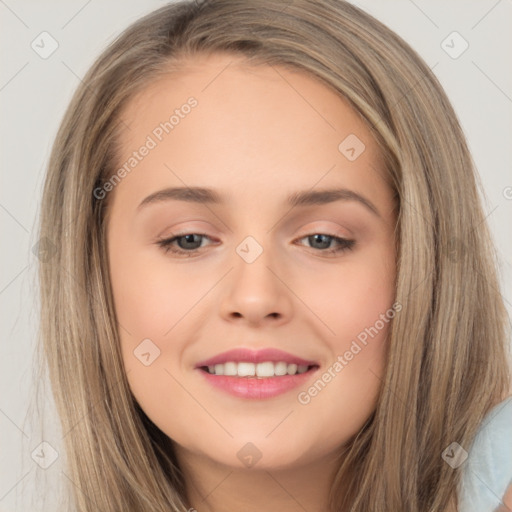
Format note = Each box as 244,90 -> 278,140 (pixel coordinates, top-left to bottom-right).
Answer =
195,348 -> 319,399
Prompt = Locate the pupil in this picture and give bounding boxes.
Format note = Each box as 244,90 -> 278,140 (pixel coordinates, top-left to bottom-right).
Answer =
181,234 -> 200,249
312,234 -> 330,249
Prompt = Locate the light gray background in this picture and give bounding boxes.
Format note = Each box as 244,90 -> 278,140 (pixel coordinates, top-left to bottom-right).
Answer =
1,1 -> 511,510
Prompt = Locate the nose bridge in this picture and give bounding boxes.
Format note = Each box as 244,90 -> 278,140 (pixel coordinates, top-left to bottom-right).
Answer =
232,233 -> 279,294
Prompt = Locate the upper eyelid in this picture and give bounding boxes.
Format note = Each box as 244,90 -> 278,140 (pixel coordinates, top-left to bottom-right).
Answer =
162,231 -> 351,240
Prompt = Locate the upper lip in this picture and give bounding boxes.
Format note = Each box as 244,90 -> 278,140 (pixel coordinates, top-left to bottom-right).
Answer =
195,348 -> 318,368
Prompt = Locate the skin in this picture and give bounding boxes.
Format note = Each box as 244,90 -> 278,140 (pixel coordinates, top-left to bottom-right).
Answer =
107,52 -> 397,512
497,482 -> 512,511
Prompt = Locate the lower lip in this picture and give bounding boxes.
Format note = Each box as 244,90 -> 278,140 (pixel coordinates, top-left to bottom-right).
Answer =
197,367 -> 319,399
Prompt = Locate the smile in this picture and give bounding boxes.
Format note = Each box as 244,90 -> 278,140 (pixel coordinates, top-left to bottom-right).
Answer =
201,361 -> 312,377
195,348 -> 320,399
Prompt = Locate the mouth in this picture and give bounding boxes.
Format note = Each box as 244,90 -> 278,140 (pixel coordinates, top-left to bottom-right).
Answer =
198,361 -> 319,378
194,348 -> 320,399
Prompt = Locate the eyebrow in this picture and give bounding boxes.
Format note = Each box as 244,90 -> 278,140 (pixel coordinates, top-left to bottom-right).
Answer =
137,186 -> 381,217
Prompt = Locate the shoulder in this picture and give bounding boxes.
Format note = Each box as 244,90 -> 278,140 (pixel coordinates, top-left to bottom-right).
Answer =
458,396 -> 512,512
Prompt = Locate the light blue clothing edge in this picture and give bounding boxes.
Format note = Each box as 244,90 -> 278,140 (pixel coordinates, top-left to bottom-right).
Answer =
458,396 -> 512,512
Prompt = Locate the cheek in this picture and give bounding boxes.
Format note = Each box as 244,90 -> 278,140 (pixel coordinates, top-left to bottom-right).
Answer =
108,246 -> 205,431
108,239 -> 196,400
109,241 -> 202,343
292,250 -> 395,438
307,248 -> 395,356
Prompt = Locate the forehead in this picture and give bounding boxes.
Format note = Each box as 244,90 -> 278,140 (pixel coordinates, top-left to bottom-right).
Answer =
118,51 -> 379,156
110,52 -> 388,214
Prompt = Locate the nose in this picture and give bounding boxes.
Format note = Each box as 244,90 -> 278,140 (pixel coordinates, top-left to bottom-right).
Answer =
218,241 -> 293,327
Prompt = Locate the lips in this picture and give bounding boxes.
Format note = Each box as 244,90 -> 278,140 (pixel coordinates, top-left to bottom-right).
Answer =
194,347 -> 320,399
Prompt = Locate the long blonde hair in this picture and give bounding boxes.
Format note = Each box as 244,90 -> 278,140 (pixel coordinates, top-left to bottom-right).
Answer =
36,0 -> 511,510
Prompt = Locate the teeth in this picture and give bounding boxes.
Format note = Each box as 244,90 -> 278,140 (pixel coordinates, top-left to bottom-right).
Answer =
224,361 -> 237,376
256,362 -> 274,377
275,361 -> 288,376
204,361 -> 311,377
237,362 -> 255,377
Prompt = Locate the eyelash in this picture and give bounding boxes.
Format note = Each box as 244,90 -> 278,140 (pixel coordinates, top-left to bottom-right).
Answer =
156,232 -> 355,257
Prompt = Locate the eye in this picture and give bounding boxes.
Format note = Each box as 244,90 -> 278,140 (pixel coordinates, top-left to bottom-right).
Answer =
156,232 -> 355,257
295,233 -> 355,256
156,233 -> 214,256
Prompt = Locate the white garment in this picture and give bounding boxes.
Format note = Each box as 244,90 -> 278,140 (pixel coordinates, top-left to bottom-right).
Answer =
458,396 -> 512,512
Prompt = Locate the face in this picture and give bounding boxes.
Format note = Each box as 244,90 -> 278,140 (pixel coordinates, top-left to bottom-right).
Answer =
106,52 -> 397,471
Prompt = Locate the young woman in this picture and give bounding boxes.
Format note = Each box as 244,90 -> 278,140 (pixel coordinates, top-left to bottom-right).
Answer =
37,0 -> 512,510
